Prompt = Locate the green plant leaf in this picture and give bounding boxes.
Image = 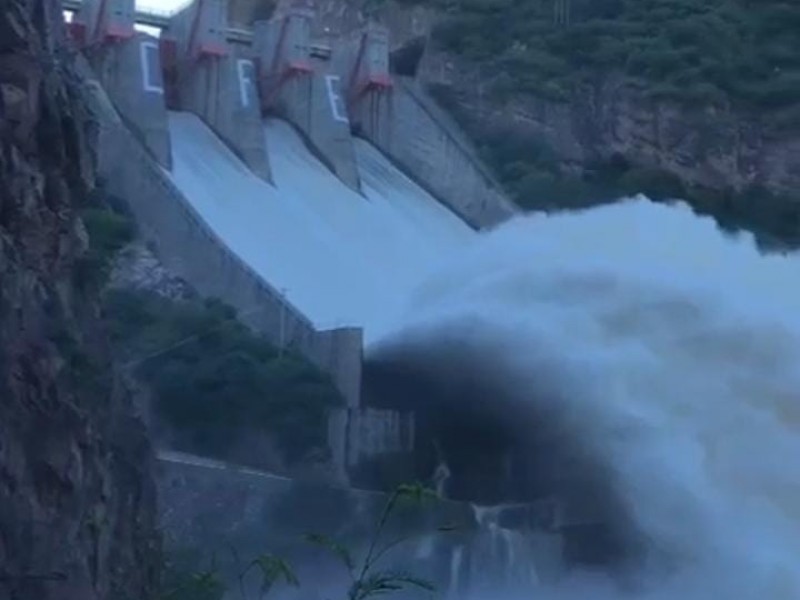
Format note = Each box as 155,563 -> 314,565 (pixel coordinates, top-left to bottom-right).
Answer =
395,482 -> 438,505
191,569 -> 222,590
350,572 -> 435,600
304,533 -> 355,573
247,553 -> 299,593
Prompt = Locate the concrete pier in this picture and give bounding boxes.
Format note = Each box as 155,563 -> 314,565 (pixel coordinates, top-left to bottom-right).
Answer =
167,0 -> 272,181
341,23 -> 394,147
254,0 -> 361,192
89,33 -> 172,167
341,23 -> 515,229
72,0 -> 135,44
71,0 -> 172,167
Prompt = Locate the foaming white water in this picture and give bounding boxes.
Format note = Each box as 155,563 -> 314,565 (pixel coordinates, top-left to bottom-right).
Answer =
464,505 -> 542,593
373,198 -> 800,599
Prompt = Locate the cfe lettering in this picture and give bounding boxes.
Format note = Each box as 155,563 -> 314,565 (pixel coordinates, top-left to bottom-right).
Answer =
237,59 -> 255,108
324,75 -> 349,124
139,40 -> 163,94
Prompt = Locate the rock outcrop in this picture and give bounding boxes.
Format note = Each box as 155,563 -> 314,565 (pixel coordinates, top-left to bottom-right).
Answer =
0,1 -> 160,599
418,53 -> 800,199
109,240 -> 194,302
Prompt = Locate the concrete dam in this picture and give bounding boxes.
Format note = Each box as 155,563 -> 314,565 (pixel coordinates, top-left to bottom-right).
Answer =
64,0 -> 633,596
65,0 -> 513,403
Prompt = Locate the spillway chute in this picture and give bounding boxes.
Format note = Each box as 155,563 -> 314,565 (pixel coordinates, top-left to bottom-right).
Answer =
166,110 -> 474,338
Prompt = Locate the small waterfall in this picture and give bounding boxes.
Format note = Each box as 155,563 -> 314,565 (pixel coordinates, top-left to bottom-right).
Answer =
441,504 -> 562,599
468,505 -> 541,595
449,546 -> 464,599
432,459 -> 452,498
414,534 -> 436,560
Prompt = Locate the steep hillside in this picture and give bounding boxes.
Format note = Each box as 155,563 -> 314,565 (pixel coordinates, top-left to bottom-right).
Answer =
0,1 -> 159,598
417,0 -> 800,227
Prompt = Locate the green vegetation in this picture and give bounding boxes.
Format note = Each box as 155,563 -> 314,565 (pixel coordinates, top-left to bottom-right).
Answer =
105,289 -> 343,467
163,552 -> 299,600
427,0 -> 800,113
73,207 -> 135,290
349,451 -> 419,491
160,483 -> 445,600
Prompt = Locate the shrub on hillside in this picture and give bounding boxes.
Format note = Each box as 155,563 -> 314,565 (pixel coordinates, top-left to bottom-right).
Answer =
426,0 -> 800,113
104,289 -> 343,467
74,208 -> 135,290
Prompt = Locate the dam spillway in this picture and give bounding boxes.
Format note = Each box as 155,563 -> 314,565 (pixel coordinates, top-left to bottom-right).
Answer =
167,111 -> 473,337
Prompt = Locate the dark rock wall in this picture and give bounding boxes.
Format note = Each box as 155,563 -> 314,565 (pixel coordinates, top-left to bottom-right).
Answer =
0,1 -> 160,598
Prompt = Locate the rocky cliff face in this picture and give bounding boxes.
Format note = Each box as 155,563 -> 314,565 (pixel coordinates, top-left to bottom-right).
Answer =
418,51 -> 800,199
0,1 -> 160,599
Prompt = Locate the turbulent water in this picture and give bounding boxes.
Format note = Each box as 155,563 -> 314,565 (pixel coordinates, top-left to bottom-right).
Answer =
369,197 -> 800,599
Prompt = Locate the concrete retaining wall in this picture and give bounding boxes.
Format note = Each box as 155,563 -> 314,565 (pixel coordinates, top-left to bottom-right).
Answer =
328,407 -> 415,474
168,0 -> 272,181
178,48 -> 272,181
356,76 -> 516,229
73,0 -> 135,44
156,450 -> 481,595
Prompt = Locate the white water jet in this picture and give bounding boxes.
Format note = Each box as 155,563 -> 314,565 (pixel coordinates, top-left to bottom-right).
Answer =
464,505 -> 542,596
370,197 -> 800,599
449,545 -> 464,598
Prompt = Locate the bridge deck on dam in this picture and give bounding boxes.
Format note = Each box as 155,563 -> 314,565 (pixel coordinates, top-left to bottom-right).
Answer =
167,111 -> 473,339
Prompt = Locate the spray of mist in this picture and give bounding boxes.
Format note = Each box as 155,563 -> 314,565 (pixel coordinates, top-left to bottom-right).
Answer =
368,197 -> 800,599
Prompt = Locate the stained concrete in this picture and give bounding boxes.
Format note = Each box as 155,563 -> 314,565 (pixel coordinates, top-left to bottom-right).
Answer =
328,407 -> 415,475
70,0 -> 170,166
86,32 -> 172,167
167,0 -> 272,181
73,0 -> 135,43
253,7 -> 361,192
181,49 -> 272,181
